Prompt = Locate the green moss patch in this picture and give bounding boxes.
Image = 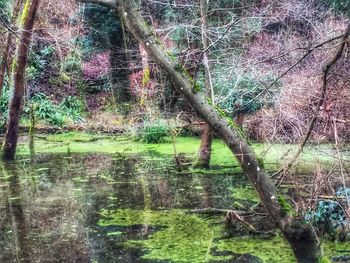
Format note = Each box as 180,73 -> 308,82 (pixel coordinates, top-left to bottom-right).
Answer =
98,209 -> 228,262
44,132 -> 103,142
323,240 -> 350,258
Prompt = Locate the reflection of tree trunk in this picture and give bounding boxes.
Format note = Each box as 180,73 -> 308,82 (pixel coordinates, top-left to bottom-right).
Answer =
2,0 -> 41,160
29,104 -> 35,158
236,113 -> 245,128
155,179 -> 171,208
114,2 -> 324,262
200,178 -> 213,208
6,163 -> 29,262
0,0 -> 24,94
140,175 -> 151,235
195,0 -> 214,169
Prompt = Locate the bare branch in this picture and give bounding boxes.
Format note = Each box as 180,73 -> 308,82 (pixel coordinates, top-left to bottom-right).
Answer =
273,23 -> 350,178
77,0 -> 117,9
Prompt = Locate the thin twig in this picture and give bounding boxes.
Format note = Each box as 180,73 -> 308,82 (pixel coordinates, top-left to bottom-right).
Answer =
273,24 -> 350,179
235,32 -> 348,113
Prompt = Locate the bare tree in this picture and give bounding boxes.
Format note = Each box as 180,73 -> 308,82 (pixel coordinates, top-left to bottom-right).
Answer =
194,0 -> 214,169
2,0 -> 41,160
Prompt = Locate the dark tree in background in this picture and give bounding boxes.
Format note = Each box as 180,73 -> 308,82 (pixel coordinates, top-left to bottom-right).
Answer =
81,4 -> 131,105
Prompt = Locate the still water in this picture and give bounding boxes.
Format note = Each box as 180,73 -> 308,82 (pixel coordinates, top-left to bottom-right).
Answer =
0,153 -> 345,262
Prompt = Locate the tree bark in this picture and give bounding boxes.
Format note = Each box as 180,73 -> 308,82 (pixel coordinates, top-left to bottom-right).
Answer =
81,0 -> 324,261
194,0 -> 214,169
194,122 -> 213,169
0,0 -> 25,94
2,0 -> 41,160
236,112 -> 245,128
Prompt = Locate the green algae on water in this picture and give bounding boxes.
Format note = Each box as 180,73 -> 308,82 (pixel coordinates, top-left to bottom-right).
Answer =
98,209 -> 230,262
45,132 -> 102,142
14,132 -> 343,174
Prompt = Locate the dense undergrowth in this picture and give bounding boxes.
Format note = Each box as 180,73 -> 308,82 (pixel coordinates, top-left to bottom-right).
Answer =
2,0 -> 350,143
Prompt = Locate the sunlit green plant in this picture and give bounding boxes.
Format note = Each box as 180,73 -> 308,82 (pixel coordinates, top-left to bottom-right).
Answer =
26,45 -> 55,80
26,93 -> 84,127
62,50 -> 82,73
59,96 -> 84,123
29,93 -> 56,119
135,121 -> 170,143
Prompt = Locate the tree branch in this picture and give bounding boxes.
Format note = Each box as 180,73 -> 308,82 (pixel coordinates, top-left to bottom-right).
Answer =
77,0 -> 117,9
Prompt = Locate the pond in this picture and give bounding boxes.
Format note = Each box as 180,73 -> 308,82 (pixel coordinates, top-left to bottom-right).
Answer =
0,152 -> 348,262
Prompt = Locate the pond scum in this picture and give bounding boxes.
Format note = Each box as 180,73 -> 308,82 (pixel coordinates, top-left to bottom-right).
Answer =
97,208 -> 349,262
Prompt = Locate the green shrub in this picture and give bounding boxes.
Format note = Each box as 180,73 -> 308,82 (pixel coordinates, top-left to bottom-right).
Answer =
59,96 -> 84,123
304,199 -> 348,241
27,93 -> 84,127
26,45 -> 55,80
213,69 -> 279,117
136,122 -> 170,143
30,93 -> 56,119
48,112 -> 66,127
321,0 -> 350,16
62,51 -> 82,73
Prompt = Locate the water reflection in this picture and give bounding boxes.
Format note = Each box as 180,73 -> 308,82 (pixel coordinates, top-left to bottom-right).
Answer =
1,163 -> 29,262
0,153 -> 251,262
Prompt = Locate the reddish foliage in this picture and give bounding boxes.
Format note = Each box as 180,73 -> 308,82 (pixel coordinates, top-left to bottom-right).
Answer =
129,68 -> 157,98
82,52 -> 110,80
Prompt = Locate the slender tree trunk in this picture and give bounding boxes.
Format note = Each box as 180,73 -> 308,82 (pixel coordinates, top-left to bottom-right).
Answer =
80,0 -> 325,261
2,0 -> 41,160
194,123 -> 213,169
0,0 -> 24,94
194,0 -> 214,169
138,43 -> 151,107
236,112 -> 245,128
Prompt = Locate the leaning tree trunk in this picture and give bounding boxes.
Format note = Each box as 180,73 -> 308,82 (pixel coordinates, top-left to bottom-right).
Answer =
80,0 -> 325,262
194,0 -> 214,169
0,0 -> 25,94
2,0 -> 41,160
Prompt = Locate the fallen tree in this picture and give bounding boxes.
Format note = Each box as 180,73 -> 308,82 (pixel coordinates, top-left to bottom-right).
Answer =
78,1 -> 340,262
